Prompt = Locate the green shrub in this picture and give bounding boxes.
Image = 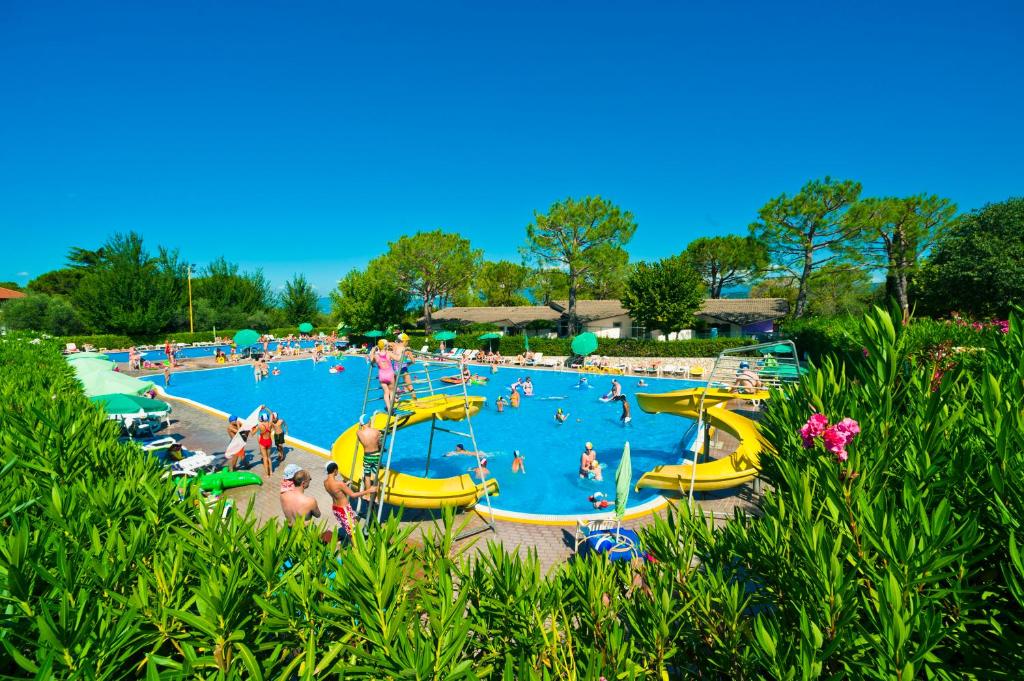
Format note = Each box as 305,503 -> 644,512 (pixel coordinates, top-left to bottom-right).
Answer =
55,333 -> 135,350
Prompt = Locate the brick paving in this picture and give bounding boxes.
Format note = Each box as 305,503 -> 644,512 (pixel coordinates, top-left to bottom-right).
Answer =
147,357 -> 762,573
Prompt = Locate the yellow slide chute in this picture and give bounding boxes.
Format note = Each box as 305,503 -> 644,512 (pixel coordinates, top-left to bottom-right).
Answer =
634,388 -> 771,493
330,394 -> 498,509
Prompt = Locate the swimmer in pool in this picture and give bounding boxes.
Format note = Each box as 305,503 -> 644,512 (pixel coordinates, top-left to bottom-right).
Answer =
579,442 -> 597,478
510,388 -> 521,408
637,378 -> 648,387
445,443 -> 481,457
495,395 -> 507,413
554,408 -> 568,424
522,377 -> 534,396
617,394 -> 632,424
511,450 -> 525,473
471,456 -> 489,481
577,375 -> 589,388
589,492 -> 611,509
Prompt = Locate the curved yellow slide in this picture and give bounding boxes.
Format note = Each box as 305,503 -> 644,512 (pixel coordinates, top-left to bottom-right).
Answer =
634,388 -> 771,493
330,394 -> 498,509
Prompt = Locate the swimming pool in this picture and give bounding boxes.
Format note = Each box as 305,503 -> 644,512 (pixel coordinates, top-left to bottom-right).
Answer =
165,357 -> 704,517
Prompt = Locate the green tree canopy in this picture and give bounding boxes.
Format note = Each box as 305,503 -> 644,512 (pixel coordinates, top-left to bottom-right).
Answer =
280,274 -> 320,325
845,194 -> 956,322
0,293 -> 85,335
620,257 -> 705,335
528,268 -> 569,304
71,232 -> 183,335
330,260 -> 410,332
522,196 -> 637,334
916,197 -> 1024,318
190,257 -> 274,314
806,264 -> 876,317
382,230 -> 481,331
470,260 -> 532,307
0,281 -> 23,291
750,177 -> 862,317
683,235 -> 768,298
576,244 -> 630,299
27,268 -> 86,296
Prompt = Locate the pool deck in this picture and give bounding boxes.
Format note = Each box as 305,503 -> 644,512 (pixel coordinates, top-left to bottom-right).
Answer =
152,380 -> 762,572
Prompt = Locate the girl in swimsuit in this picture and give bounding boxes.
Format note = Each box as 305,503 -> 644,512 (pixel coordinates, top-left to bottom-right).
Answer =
256,414 -> 274,475
373,340 -> 396,412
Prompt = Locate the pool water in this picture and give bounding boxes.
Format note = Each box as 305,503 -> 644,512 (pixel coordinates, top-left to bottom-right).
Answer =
165,357 -> 703,516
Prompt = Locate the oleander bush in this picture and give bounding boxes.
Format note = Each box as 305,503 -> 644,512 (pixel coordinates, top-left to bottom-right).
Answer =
5,306 -> 1024,678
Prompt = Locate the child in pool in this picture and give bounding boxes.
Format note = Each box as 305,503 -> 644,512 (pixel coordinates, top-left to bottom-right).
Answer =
554,408 -> 568,424
512,450 -> 525,473
589,459 -> 604,481
495,395 -> 507,413
589,492 -> 611,509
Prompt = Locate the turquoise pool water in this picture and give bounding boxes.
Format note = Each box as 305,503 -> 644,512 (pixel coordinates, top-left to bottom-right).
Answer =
165,357 -> 703,516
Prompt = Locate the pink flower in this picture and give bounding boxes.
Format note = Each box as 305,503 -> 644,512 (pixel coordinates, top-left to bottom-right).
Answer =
861,347 -> 869,358
834,448 -> 848,462
834,418 -> 860,440
799,413 -> 829,448
822,426 -> 848,455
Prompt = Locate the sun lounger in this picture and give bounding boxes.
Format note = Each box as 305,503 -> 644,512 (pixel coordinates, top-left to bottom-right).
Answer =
168,450 -> 220,477
526,352 -> 543,366
65,342 -> 79,354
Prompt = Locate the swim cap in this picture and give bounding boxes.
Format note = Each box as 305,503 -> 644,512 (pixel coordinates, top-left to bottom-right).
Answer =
228,414 -> 237,422
377,339 -> 386,349
399,333 -> 409,342
557,408 -> 563,413
585,441 -> 593,449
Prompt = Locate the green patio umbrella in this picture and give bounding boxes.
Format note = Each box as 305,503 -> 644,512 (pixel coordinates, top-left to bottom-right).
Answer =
364,330 -> 385,338
68,357 -> 115,372
298,322 -> 314,333
66,351 -> 109,360
478,331 -> 501,350
90,393 -> 170,416
233,329 -> 260,348
615,441 -> 633,523
760,344 -> 792,355
78,371 -> 155,398
433,330 -> 457,342
571,332 -> 599,357
523,333 -> 530,352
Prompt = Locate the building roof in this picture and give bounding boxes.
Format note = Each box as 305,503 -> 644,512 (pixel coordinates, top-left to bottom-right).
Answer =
549,299 -> 629,321
0,287 -> 26,300
427,305 -> 561,326
697,298 -> 789,325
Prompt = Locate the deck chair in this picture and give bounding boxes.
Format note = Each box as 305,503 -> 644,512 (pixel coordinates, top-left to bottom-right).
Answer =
575,520 -> 645,562
65,342 -> 79,354
167,450 -> 219,477
526,352 -> 543,366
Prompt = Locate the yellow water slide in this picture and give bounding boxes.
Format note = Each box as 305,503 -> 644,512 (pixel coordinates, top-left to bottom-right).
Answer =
330,394 -> 498,509
634,388 -> 771,493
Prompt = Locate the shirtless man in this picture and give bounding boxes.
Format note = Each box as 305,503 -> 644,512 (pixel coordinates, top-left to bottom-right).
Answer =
509,387 -> 521,408
617,394 -> 632,424
272,412 -> 288,464
324,461 -> 368,540
733,361 -> 763,394
280,469 -> 321,524
357,421 -> 384,495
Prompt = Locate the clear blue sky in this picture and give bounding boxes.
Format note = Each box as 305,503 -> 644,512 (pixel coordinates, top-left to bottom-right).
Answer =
2,0 -> 1020,294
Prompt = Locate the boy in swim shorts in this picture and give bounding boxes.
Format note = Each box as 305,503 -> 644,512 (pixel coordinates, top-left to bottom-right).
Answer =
324,461 -> 368,541
357,421 -> 384,495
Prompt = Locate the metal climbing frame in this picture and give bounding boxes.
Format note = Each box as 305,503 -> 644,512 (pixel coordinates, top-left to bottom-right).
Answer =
686,340 -> 803,508
348,348 -> 497,534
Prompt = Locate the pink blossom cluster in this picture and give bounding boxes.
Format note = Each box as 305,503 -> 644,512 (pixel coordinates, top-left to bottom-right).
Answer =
949,313 -> 1009,334
800,413 -> 860,462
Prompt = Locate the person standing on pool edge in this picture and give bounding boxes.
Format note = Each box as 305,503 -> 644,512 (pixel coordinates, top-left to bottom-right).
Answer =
256,412 -> 275,476
272,411 -> 288,464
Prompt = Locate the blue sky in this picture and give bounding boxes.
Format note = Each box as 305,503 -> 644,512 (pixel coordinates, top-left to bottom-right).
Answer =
1,0 -> 1021,293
